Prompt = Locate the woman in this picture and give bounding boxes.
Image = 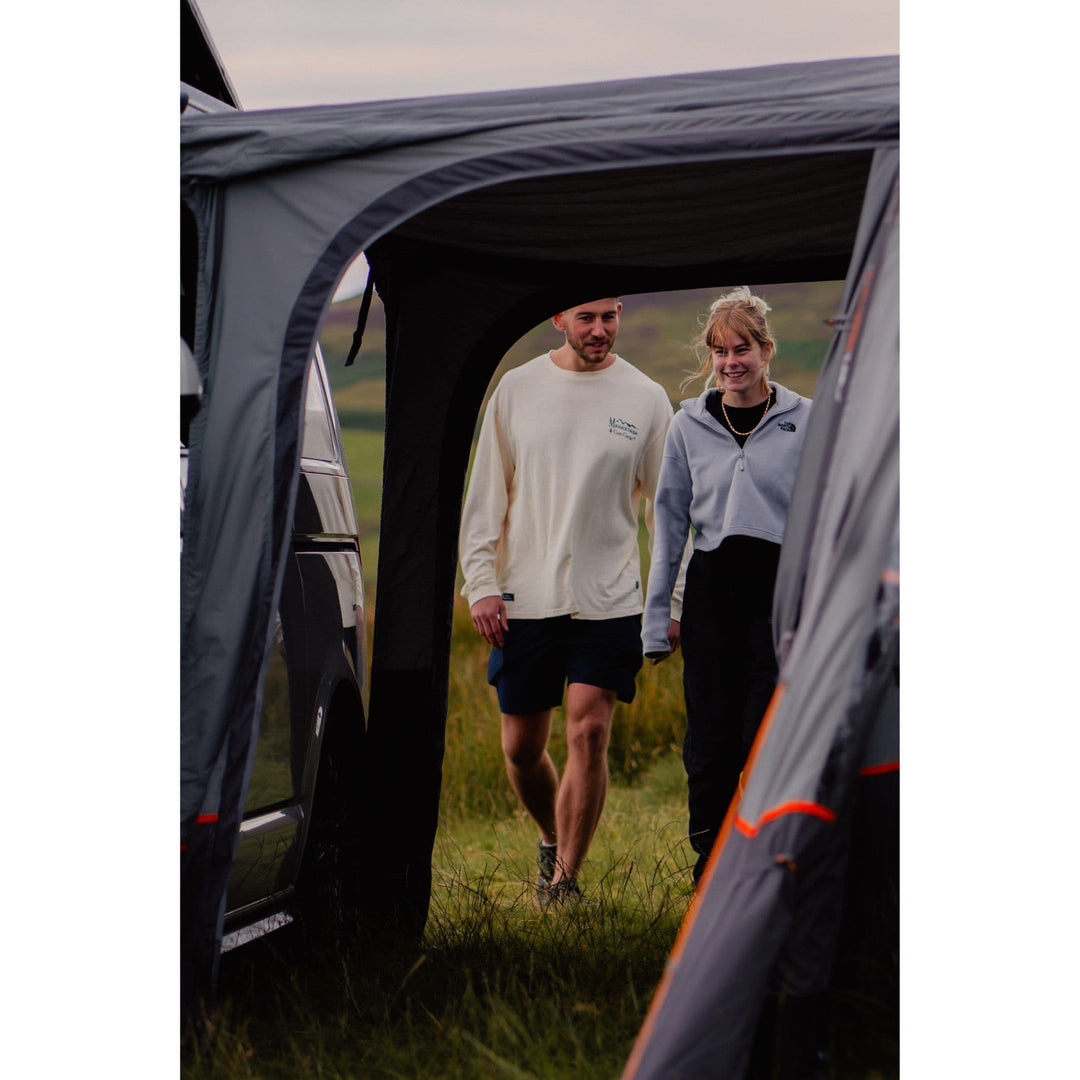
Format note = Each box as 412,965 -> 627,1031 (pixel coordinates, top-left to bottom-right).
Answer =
642,286 -> 811,884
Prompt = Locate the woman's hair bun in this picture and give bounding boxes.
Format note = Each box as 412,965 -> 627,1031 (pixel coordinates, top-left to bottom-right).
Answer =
709,285 -> 770,317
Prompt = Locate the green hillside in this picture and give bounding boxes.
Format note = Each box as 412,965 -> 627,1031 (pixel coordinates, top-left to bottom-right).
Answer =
321,280 -> 843,425
491,282 -> 843,405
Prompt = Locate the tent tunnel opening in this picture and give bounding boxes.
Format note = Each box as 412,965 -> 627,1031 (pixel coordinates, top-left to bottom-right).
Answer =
306,157 -> 889,935
317,275 -> 846,857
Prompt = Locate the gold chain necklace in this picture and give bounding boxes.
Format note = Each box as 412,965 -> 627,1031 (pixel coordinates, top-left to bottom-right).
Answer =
720,388 -> 772,436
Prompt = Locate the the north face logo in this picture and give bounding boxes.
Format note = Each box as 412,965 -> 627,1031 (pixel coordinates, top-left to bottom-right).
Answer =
778,421 -> 796,432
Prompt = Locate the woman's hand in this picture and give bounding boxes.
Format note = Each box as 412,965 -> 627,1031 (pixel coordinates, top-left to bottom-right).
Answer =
471,595 -> 509,647
651,619 -> 682,664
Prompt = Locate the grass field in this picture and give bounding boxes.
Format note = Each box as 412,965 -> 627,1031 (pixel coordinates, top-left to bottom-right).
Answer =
188,628 -> 896,1079
182,283 -> 896,1078
190,755 -> 696,1080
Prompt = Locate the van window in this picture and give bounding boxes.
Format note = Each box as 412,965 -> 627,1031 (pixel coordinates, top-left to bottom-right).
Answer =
300,360 -> 338,463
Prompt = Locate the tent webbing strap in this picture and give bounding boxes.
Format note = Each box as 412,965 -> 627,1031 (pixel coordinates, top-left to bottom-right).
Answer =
344,269 -> 375,367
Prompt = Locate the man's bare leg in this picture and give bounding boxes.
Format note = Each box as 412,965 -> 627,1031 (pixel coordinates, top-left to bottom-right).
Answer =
552,682 -> 617,885
501,710 -> 558,844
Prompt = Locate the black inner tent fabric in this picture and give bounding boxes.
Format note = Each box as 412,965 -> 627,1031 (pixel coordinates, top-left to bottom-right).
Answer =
179,56 -> 899,1016
393,152 -> 874,275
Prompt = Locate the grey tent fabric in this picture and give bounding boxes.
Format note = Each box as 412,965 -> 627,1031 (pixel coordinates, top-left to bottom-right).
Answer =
181,59 -> 898,185
622,149 -> 898,1080
773,145 -> 900,663
179,55 -> 899,1018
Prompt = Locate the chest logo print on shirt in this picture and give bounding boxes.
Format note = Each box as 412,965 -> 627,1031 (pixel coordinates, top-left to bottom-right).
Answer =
609,417 -> 639,441
778,421 -> 797,432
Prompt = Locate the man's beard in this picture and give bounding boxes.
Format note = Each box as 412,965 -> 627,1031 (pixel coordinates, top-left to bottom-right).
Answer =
572,338 -> 612,365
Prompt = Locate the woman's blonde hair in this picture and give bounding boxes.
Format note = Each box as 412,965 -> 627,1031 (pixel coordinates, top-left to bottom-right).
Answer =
683,285 -> 776,392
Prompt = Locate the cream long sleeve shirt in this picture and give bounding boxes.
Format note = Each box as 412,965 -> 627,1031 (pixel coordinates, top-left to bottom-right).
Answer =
459,352 -> 683,621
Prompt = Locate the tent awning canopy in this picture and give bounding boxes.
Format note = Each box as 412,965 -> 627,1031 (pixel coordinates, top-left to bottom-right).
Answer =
179,53 -> 899,1024
181,56 -> 897,287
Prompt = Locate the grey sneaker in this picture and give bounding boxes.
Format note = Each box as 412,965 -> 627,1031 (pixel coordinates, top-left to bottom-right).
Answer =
545,878 -> 584,907
536,842 -> 558,900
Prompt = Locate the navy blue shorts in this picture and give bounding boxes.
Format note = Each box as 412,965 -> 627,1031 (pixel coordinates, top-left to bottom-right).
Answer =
487,614 -> 643,715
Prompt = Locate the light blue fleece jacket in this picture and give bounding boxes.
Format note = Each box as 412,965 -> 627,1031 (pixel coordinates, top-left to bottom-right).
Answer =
641,382 -> 811,656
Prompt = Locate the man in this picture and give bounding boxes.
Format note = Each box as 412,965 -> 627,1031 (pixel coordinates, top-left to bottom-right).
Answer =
459,297 -> 682,904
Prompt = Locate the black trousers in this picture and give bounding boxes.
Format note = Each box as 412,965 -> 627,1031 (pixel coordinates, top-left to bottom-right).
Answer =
680,542 -> 779,882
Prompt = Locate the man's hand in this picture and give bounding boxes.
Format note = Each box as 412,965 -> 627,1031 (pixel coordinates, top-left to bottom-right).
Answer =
471,595 -> 509,648
651,619 -> 682,665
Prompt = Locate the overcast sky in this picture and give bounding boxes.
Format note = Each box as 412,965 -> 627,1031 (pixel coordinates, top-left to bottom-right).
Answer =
194,0 -> 898,109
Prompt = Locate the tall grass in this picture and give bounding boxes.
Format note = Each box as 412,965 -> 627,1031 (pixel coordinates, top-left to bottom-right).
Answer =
185,587 -> 697,1080
186,753 -> 696,1080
